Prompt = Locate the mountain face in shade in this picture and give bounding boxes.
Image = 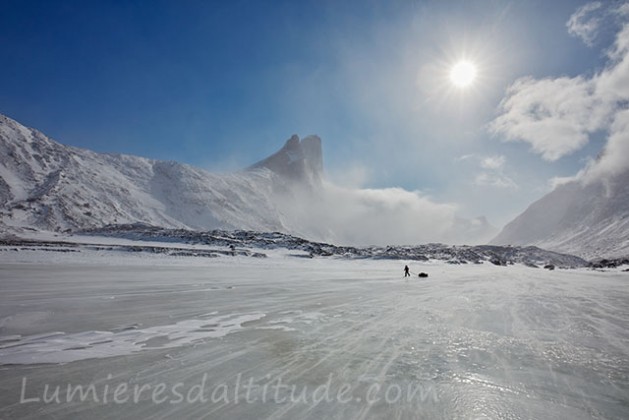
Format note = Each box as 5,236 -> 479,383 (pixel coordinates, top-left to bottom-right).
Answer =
491,171 -> 629,259
249,134 -> 323,186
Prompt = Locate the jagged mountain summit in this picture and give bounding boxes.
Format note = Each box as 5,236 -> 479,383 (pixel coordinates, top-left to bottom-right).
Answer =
491,170 -> 629,259
0,113 -> 496,245
249,134 -> 323,186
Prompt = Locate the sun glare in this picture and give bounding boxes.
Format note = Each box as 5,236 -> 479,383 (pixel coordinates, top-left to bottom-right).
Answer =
450,60 -> 477,88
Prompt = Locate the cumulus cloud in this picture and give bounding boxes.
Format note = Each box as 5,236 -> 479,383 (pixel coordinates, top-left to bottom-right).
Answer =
490,3 -> 629,181
567,1 -> 603,46
489,76 -> 610,161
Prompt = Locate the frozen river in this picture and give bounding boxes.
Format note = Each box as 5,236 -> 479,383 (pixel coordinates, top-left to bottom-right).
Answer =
0,249 -> 628,419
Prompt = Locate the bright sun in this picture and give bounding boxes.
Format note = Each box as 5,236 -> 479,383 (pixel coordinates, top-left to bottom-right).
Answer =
450,60 -> 477,88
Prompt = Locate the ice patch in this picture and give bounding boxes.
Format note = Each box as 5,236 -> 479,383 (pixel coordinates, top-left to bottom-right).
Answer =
0,312 -> 265,365
266,310 -> 325,331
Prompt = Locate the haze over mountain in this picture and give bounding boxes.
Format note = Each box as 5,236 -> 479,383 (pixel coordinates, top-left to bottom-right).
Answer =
491,166 -> 629,259
0,113 -> 496,246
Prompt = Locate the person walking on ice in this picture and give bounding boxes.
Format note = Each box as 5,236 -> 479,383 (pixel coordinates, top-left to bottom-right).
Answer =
404,265 -> 410,277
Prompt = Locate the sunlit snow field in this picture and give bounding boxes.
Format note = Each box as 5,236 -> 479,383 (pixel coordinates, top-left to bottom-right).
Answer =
0,244 -> 628,419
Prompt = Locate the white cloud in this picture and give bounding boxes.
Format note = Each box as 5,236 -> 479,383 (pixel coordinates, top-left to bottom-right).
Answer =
567,2 -> 603,46
489,76 -> 610,161
582,109 -> 629,182
480,155 -> 506,170
548,173 -> 581,189
596,23 -> 629,100
456,154 -> 517,190
475,155 -> 517,189
490,5 -> 629,171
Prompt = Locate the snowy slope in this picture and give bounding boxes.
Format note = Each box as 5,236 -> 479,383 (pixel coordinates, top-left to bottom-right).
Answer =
491,171 -> 629,259
0,114 -> 308,233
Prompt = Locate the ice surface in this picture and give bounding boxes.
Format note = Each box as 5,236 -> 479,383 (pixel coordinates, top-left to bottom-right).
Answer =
0,248 -> 628,419
0,312 -> 267,365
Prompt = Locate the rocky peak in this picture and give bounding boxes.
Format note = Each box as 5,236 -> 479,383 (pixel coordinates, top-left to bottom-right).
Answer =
248,134 -> 323,185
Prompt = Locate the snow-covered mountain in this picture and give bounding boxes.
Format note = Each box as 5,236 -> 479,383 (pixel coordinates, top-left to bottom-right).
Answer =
0,113 -> 495,245
0,113 -> 309,233
491,171 -> 629,259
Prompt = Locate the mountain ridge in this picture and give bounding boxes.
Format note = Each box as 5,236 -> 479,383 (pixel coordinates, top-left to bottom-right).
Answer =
0,113 -> 293,233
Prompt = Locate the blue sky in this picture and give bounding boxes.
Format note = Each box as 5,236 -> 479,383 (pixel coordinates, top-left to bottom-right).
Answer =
1,0 -> 626,228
